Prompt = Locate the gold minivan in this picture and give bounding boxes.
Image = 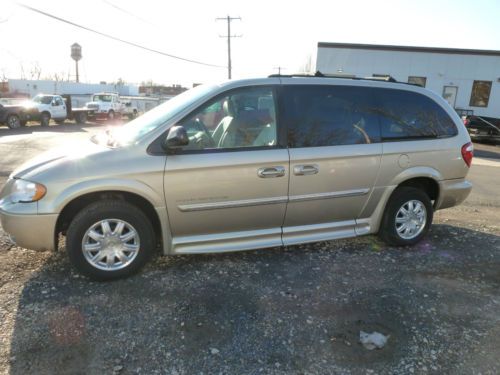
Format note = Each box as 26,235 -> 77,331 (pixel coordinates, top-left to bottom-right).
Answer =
0,76 -> 473,280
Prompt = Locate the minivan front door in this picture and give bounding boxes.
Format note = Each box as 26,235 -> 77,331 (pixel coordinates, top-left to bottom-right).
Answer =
281,84 -> 382,245
163,86 -> 289,254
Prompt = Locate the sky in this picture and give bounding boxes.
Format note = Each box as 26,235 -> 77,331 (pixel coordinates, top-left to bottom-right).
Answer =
1,0 -> 500,87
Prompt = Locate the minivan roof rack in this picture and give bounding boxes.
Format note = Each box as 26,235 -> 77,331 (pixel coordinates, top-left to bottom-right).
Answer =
268,71 -> 413,85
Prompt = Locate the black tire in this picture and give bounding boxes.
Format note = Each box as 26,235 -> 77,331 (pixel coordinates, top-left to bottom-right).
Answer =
127,110 -> 137,120
6,114 -> 21,129
55,119 -> 65,125
75,112 -> 87,124
40,112 -> 50,127
66,200 -> 156,281
378,187 -> 433,246
107,110 -> 115,121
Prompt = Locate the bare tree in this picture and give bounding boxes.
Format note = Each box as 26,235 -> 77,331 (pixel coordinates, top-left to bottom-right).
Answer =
28,62 -> 42,80
19,63 -> 26,79
298,54 -> 313,74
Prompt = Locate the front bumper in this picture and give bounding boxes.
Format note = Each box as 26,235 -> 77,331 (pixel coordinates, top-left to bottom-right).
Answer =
0,206 -> 58,251
435,178 -> 472,210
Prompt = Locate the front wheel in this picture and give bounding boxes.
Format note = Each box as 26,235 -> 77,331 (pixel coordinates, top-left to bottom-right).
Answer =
66,200 -> 156,281
6,114 -> 21,129
107,110 -> 115,121
40,112 -> 50,126
378,187 -> 433,246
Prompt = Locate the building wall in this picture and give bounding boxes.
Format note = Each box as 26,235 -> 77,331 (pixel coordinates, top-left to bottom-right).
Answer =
5,79 -> 139,97
316,46 -> 500,117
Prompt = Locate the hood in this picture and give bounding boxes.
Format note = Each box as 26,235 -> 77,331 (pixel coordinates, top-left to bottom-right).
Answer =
21,100 -> 38,109
11,138 -> 109,179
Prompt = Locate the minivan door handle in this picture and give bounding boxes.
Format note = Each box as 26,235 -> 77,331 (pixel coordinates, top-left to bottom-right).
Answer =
257,166 -> 285,178
293,164 -> 319,176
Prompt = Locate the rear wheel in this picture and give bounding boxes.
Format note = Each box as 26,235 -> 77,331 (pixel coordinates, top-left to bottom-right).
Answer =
379,187 -> 433,246
6,114 -> 21,129
128,109 -> 137,120
40,112 -> 50,126
66,200 -> 156,281
75,112 -> 87,124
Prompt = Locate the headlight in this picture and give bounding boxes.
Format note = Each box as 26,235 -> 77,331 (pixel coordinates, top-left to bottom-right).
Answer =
10,179 -> 46,203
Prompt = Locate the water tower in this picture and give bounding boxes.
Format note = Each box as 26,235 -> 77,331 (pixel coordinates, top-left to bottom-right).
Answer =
71,43 -> 82,83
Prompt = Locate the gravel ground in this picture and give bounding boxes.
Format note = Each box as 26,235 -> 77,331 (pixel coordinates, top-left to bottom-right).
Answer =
0,204 -> 499,375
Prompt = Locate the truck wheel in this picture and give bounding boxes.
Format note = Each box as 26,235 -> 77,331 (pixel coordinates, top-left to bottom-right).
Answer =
66,200 -> 156,281
128,109 -> 137,120
107,110 -> 115,121
40,112 -> 51,127
76,112 -> 87,124
6,114 -> 21,129
379,187 -> 433,246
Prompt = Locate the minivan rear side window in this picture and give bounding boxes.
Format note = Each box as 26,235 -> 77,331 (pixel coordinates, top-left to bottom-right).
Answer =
375,88 -> 458,140
284,85 -> 381,148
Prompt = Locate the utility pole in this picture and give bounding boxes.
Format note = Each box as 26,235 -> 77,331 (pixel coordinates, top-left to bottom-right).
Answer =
216,16 -> 241,79
274,66 -> 286,75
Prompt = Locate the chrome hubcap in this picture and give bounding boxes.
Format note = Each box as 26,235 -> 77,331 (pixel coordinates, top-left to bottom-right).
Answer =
8,117 -> 20,127
395,200 -> 427,240
82,219 -> 140,271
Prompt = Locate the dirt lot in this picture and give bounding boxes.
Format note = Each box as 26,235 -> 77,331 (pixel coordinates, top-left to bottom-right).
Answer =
0,125 -> 499,374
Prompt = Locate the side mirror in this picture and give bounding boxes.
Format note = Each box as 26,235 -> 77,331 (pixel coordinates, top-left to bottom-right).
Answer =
162,125 -> 189,152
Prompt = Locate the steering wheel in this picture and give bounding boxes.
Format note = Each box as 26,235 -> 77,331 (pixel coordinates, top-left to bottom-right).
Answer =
193,118 -> 216,147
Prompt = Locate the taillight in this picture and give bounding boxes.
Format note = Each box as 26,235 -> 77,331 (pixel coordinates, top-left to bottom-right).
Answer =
461,142 -> 473,167
463,118 -> 470,127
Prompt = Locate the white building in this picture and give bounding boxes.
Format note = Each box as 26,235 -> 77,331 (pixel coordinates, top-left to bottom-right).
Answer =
313,42 -> 500,118
5,79 -> 139,98
2,79 -> 163,112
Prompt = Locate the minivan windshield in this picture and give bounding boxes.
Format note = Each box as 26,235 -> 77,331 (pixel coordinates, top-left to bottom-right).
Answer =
106,84 -> 217,146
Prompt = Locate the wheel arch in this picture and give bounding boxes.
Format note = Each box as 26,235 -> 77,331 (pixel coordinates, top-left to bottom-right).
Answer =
389,166 -> 442,207
55,190 -> 163,250
360,167 -> 443,234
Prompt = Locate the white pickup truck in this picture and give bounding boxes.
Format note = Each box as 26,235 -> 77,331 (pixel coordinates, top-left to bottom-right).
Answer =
27,94 -> 68,126
121,100 -> 139,119
85,92 -> 124,120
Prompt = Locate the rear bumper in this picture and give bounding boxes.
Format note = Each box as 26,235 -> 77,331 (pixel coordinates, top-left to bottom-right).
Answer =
0,208 -> 58,251
435,178 -> 472,210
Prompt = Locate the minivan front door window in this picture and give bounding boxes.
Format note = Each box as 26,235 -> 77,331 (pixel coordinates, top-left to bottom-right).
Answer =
179,87 -> 277,151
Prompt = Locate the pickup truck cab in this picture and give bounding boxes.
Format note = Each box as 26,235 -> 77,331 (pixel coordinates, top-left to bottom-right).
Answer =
0,103 -> 38,129
122,101 -> 139,119
85,93 -> 123,120
26,94 -> 67,126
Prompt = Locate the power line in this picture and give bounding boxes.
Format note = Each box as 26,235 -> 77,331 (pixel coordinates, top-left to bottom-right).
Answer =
216,16 -> 241,79
101,0 -> 157,27
18,3 -> 226,69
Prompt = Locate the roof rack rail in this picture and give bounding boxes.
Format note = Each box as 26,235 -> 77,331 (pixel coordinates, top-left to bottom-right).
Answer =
269,71 -> 411,85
